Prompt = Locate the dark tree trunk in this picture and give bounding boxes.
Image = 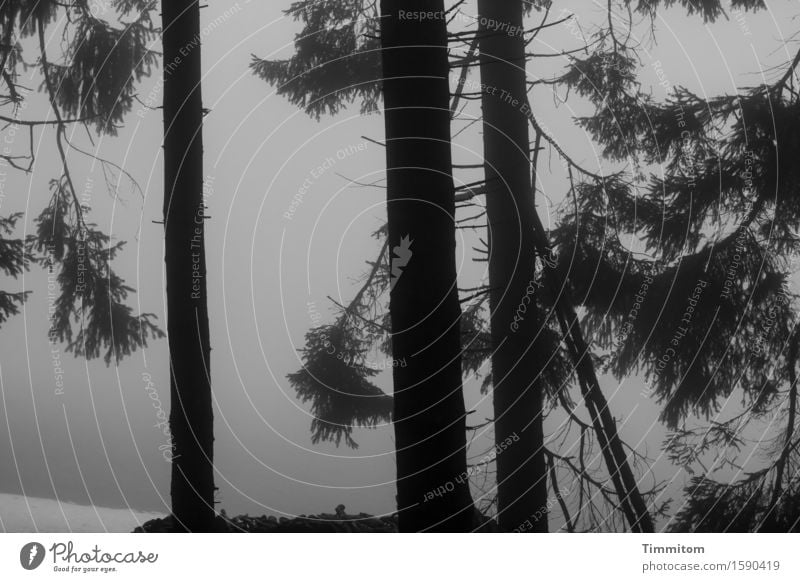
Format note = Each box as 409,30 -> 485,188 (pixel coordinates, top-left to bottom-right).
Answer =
380,0 -> 475,532
477,0 -> 548,532
162,0 -> 215,532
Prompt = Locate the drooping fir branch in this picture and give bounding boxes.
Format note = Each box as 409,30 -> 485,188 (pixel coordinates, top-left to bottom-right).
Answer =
252,0 -> 572,121
630,0 -> 766,23
554,7 -> 800,530
665,317 -> 800,532
251,0 -> 382,119
0,2 -> 163,362
288,231 -> 392,448
0,212 -> 31,325
556,43 -> 800,425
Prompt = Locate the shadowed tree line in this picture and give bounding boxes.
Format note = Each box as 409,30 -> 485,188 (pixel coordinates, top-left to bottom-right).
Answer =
255,0 -> 800,532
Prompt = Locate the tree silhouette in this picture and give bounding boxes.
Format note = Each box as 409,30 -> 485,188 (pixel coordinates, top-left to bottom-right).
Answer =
555,0 -> 800,531
162,0 -> 215,532
0,1 -> 162,363
379,0 -> 476,531
255,0 -> 663,531
475,0 -> 548,532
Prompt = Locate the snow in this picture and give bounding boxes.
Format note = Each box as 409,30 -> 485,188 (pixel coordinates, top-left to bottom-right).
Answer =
0,493 -> 164,533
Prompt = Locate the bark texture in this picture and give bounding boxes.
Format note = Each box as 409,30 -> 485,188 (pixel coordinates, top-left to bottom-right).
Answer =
380,0 -> 475,532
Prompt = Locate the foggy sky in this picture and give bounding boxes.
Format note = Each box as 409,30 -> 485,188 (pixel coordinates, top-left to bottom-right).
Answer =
0,0 -> 796,530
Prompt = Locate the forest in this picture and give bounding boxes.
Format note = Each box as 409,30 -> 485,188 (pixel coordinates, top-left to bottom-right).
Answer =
0,0 -> 799,533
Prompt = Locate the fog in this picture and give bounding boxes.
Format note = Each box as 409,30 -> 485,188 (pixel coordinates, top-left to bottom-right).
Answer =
0,0 -> 795,529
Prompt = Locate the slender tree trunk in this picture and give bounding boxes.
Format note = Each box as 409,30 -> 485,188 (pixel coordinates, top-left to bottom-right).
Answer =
530,197 -> 655,532
380,0 -> 475,532
162,0 -> 215,532
477,0 -> 548,532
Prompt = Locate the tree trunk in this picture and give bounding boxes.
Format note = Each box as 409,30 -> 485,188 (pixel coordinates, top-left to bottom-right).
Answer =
529,188 -> 655,532
162,0 -> 215,532
380,0 -> 475,532
477,0 -> 548,532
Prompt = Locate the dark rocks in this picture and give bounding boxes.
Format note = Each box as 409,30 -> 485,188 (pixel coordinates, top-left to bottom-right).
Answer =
133,504 -> 500,532
133,505 -> 399,533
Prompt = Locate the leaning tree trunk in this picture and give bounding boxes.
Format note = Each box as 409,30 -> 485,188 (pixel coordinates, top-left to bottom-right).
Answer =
162,0 -> 215,532
526,128 -> 655,534
477,0 -> 548,532
380,0 -> 475,532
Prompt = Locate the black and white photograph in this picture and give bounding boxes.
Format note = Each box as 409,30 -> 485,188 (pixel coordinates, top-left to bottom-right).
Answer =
0,0 -> 799,578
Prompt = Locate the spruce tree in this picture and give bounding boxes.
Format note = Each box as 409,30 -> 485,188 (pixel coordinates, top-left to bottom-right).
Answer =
162,0 -> 216,532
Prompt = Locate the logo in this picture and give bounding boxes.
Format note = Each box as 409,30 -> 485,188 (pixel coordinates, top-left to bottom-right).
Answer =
20,542 -> 46,570
390,235 -> 413,291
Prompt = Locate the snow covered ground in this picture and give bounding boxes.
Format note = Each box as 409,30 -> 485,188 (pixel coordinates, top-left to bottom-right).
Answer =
0,493 -> 164,533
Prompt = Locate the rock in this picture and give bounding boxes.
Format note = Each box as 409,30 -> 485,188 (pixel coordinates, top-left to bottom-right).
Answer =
134,506 -> 401,533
